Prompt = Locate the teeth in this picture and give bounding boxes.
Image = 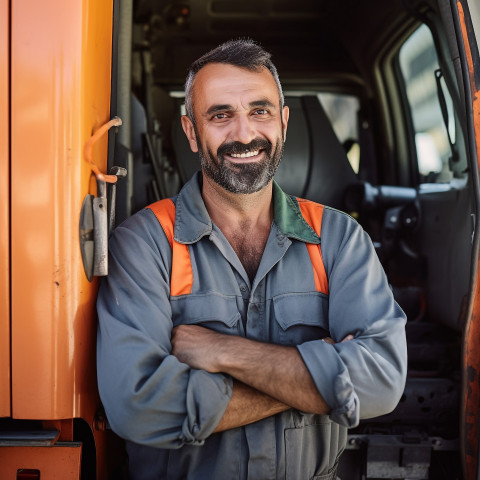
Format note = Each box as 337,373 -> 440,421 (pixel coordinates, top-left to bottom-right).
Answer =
230,150 -> 260,158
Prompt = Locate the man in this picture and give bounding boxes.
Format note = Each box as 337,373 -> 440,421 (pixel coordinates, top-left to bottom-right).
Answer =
97,39 -> 407,480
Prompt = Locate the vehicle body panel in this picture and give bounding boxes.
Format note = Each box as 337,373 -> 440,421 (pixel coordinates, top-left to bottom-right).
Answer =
457,1 -> 480,478
0,0 -> 10,419
0,444 -> 82,479
10,0 -> 112,421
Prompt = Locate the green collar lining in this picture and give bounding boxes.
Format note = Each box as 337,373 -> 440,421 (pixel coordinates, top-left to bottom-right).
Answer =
272,181 -> 320,244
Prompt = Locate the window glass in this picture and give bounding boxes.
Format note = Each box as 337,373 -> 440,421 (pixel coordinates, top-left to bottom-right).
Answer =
399,24 -> 455,183
318,93 -> 360,173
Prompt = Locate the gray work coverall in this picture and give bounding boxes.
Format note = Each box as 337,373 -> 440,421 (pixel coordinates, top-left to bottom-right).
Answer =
97,172 -> 407,480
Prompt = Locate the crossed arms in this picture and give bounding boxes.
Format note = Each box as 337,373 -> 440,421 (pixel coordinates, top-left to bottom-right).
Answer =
97,211 -> 407,448
171,325 -> 354,432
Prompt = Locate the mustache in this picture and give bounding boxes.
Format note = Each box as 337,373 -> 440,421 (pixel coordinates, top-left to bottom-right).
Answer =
217,138 -> 272,158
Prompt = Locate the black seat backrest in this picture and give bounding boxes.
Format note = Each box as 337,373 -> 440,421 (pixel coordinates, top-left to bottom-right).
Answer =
294,96 -> 358,207
172,95 -> 358,210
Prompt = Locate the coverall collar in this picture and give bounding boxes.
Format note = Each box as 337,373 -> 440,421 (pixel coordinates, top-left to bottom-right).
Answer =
173,171 -> 321,245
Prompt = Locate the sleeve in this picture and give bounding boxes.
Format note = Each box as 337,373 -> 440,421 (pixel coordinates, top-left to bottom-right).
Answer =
297,209 -> 407,428
96,209 -> 233,448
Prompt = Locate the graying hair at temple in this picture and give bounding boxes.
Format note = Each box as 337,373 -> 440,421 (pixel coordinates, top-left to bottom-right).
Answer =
184,39 -> 285,124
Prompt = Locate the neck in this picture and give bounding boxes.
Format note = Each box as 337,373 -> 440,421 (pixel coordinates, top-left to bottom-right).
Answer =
201,173 -> 274,232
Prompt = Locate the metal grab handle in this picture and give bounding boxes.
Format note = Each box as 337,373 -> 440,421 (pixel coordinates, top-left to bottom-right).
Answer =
80,117 -> 124,280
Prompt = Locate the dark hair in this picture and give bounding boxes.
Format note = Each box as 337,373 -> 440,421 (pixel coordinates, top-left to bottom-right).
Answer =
184,39 -> 284,123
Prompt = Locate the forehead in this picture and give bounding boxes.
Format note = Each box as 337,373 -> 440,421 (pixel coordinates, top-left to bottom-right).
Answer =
192,63 -> 280,112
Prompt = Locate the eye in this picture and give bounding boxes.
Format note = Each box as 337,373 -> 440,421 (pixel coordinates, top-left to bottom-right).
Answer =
254,109 -> 268,116
213,112 -> 228,120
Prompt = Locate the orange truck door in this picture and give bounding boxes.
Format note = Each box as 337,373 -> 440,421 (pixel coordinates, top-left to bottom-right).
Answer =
10,0 -> 112,422
0,0 -> 10,420
1,1 -> 117,478
460,1 -> 480,479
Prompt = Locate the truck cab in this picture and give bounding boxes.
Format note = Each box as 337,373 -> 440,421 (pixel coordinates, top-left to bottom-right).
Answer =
1,0 -> 480,478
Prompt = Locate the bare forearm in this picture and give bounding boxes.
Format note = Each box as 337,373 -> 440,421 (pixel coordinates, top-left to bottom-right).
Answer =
217,336 -> 330,414
171,325 -> 331,415
213,380 -> 289,432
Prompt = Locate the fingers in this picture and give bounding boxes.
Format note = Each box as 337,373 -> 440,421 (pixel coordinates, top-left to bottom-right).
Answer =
322,334 -> 354,345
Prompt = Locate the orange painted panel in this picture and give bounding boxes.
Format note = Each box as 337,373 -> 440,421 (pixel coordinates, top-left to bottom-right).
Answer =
0,444 -> 81,479
457,2 -> 480,479
11,0 -> 113,421
0,0 -> 11,418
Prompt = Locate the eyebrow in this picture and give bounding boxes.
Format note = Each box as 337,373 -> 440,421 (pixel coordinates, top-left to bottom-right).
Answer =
249,99 -> 276,109
205,104 -> 233,116
205,99 -> 277,117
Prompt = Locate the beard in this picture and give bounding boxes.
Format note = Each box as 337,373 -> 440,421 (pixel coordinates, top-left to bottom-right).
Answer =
198,136 -> 284,194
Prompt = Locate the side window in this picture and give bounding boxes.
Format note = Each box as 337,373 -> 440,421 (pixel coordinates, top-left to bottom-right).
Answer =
398,25 -> 457,183
318,93 -> 360,174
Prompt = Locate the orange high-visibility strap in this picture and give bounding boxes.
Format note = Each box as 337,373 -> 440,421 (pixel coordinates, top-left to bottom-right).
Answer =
296,198 -> 329,295
147,199 -> 193,296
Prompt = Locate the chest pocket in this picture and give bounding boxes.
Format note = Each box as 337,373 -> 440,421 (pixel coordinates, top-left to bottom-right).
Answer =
273,292 -> 329,345
171,293 -> 241,335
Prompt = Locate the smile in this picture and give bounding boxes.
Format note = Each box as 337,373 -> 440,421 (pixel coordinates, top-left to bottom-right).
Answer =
230,150 -> 261,158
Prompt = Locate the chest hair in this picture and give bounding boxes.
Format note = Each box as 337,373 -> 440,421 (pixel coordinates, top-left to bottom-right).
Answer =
227,226 -> 270,283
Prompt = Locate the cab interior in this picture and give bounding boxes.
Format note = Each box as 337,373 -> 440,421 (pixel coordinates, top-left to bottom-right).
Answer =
108,0 -> 477,477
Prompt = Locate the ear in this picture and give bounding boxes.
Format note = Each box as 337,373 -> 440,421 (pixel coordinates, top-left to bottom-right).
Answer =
281,105 -> 289,142
181,115 -> 199,153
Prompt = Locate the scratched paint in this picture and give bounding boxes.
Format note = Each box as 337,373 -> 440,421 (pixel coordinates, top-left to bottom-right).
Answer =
458,1 -> 480,479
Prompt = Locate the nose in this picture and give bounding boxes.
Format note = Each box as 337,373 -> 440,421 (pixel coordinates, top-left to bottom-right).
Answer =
231,114 -> 257,145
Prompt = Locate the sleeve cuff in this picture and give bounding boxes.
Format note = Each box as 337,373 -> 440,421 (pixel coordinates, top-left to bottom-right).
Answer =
181,371 -> 233,445
297,340 -> 359,428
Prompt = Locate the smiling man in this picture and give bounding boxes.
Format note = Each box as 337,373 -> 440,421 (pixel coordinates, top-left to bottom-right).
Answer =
97,39 -> 407,480
183,62 -> 287,196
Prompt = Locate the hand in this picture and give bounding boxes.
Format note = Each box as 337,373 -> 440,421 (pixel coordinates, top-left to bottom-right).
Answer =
322,334 -> 354,345
171,324 -> 226,372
